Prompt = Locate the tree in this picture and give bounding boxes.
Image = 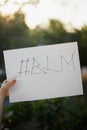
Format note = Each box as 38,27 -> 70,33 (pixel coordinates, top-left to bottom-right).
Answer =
79,26 -> 87,45
73,26 -> 87,66
43,19 -> 67,45
0,11 -> 31,69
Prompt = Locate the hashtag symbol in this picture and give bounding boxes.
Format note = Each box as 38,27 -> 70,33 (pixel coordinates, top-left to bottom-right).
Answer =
17,58 -> 30,76
17,59 -> 24,76
25,58 -> 29,76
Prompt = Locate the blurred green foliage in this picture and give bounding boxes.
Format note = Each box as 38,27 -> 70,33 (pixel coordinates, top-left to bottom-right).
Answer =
3,96 -> 87,130
0,11 -> 87,130
0,11 -> 87,69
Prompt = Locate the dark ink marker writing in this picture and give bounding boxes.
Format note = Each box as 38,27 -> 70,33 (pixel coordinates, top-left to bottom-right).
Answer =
17,52 -> 75,76
18,59 -> 24,76
31,57 -> 47,75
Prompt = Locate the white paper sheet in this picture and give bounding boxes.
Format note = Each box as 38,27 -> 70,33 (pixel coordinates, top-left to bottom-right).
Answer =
3,42 -> 83,103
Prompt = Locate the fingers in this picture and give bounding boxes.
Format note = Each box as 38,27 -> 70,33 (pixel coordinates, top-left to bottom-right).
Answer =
5,79 -> 16,90
2,79 -> 16,90
0,79 -> 16,98
3,80 -> 8,84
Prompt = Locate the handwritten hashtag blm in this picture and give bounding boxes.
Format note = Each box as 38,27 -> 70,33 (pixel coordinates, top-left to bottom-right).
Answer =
17,52 -> 75,77
17,58 -> 29,76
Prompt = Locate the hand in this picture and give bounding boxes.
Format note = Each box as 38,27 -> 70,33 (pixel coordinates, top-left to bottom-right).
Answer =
0,79 -> 16,99
0,79 -> 16,126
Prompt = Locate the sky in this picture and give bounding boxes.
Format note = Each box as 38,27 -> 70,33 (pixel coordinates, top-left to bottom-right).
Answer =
0,0 -> 87,29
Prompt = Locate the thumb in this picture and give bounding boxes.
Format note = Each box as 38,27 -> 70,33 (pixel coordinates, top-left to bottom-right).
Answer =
4,79 -> 16,90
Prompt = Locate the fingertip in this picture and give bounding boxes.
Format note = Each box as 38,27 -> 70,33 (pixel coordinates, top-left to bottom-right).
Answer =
11,79 -> 16,85
8,79 -> 16,87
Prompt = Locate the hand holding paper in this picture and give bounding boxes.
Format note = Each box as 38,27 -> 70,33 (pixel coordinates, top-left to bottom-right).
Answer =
0,79 -> 16,98
3,42 -> 83,103
0,78 -> 16,125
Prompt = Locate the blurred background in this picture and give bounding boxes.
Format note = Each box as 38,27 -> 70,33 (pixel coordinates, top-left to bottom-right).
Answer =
0,0 -> 87,130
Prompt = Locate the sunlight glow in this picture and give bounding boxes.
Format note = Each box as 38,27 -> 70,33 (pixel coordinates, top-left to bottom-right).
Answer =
0,0 -> 18,15
0,0 -> 87,29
